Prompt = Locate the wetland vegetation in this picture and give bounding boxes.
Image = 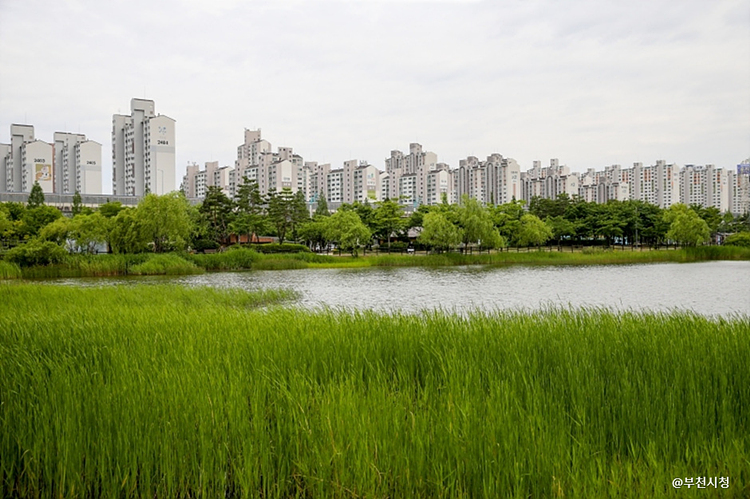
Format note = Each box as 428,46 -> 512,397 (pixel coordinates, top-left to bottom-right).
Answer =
1,285 -> 748,497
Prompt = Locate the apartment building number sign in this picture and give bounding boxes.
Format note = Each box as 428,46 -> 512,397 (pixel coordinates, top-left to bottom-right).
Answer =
157,125 -> 169,146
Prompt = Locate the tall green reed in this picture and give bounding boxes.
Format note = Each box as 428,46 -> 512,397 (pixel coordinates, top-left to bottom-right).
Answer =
1,285 -> 748,497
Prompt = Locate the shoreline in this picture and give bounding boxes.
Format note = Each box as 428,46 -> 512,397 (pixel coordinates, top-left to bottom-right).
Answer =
1,245 -> 749,280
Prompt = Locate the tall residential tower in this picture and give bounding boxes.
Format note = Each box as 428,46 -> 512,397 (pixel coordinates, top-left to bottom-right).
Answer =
112,99 -> 176,196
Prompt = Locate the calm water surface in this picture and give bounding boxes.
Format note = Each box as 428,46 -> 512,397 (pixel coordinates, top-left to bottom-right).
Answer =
48,261 -> 750,316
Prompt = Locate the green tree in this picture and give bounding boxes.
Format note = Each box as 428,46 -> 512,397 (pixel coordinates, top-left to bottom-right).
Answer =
546,216 -> 577,246
0,203 -> 26,241
266,188 -> 295,243
290,190 -> 310,242
5,239 -> 67,266
418,211 -> 463,252
0,210 -> 13,240
516,213 -> 553,247
457,196 -> 504,249
324,210 -> 372,256
71,212 -> 110,254
723,232 -> 750,247
72,191 -> 83,216
99,201 -> 124,219
492,200 -> 525,243
109,209 -> 148,254
314,193 -> 330,218
373,199 -> 405,250
298,219 -> 331,251
27,182 -> 45,208
200,186 -> 235,246
691,205 -> 722,236
234,178 -> 263,214
407,204 -> 432,231
21,205 -> 62,238
39,216 -> 75,247
233,178 -> 266,244
136,193 -> 193,252
664,204 -> 710,247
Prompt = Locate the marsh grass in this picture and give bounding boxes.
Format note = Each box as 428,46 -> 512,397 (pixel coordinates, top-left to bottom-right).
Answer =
2,246 -> 748,279
1,285 -> 748,498
0,260 -> 21,279
128,253 -> 203,275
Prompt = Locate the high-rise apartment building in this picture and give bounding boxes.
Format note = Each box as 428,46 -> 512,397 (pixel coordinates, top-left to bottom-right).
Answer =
679,164 -> 729,212
728,161 -> 750,215
6,124 -> 35,192
520,159 -> 579,204
112,99 -> 176,196
21,139 -> 54,193
0,143 -> 11,192
53,132 -> 102,195
384,143 -> 440,205
454,154 -> 519,205
1,124 -> 101,194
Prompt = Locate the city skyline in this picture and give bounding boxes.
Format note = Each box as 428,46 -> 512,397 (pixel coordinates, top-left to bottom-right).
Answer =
1,0 -> 748,195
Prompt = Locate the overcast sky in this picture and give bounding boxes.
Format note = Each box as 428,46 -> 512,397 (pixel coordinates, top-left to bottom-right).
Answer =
1,0 -> 749,194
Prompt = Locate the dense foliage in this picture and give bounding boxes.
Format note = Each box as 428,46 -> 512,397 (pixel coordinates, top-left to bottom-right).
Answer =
1,184 -> 749,265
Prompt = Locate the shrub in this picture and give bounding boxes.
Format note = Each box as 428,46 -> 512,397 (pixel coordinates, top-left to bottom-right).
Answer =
5,239 -> 68,267
248,243 -> 311,254
724,232 -> 750,248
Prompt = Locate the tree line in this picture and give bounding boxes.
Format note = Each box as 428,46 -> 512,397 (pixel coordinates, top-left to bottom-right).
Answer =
1,181 -> 749,264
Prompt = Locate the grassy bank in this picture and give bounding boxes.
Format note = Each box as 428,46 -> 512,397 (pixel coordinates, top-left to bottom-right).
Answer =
1,245 -> 749,279
1,285 -> 748,497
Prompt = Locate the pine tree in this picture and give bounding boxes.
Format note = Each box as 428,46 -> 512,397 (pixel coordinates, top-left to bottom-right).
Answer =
27,182 -> 45,208
314,193 -> 330,218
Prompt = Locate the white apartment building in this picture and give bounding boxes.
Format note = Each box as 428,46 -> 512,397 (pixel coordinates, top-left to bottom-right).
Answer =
1,125 -> 101,194
75,140 -> 102,195
384,143 -> 439,205
308,162 -> 331,203
53,132 -> 102,195
399,173 -> 418,206
21,139 -> 54,193
4,124 -> 35,192
326,168 -> 344,203
181,161 -> 232,198
353,162 -> 381,203
521,159 -> 579,204
112,99 -> 176,196
380,173 -> 390,202
454,154 -> 519,205
53,132 -> 85,194
0,143 -> 11,192
425,164 -> 452,205
628,160 -> 679,209
679,164 -> 729,212
728,162 -> 750,215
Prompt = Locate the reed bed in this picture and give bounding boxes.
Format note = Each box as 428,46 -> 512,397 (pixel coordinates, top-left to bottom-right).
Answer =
2,246 -> 748,280
127,254 -> 203,275
1,284 -> 748,498
0,260 -> 22,279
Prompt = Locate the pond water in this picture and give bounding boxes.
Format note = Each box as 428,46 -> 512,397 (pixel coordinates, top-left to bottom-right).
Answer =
48,261 -> 750,317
